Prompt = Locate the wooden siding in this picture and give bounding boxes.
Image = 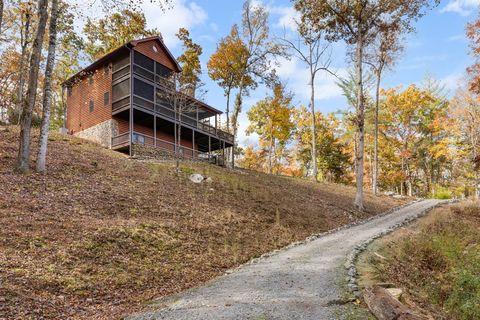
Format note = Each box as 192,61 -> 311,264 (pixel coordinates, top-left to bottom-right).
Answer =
66,62 -> 112,133
134,40 -> 177,71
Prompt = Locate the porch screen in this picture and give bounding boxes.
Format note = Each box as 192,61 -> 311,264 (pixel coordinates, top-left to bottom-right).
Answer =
112,55 -> 129,72
134,51 -> 154,71
156,62 -> 172,78
134,78 -> 154,101
112,78 -> 130,101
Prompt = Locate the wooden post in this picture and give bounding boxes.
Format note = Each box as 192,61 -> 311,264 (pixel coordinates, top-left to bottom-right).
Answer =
154,115 -> 156,147
222,140 -> 225,166
208,136 -> 211,162
129,49 -> 134,156
192,130 -> 195,160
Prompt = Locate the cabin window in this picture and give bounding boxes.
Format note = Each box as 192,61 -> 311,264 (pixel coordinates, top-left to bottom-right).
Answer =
112,55 -> 129,72
112,78 -> 130,101
104,64 -> 109,75
134,78 -> 154,101
103,92 -> 110,106
132,133 -> 145,145
89,75 -> 93,85
89,100 -> 94,112
134,51 -> 154,71
152,45 -> 158,53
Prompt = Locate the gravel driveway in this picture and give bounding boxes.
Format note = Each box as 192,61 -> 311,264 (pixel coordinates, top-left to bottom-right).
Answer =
128,199 -> 443,320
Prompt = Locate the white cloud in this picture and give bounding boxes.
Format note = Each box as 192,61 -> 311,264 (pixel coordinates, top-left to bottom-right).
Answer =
272,6 -> 300,32
440,72 -> 465,93
237,111 -> 259,146
275,56 -> 346,104
447,34 -> 467,42
142,0 -> 208,48
440,0 -> 480,16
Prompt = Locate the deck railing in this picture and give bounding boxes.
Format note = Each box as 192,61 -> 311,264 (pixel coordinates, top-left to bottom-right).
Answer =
112,131 -> 225,165
113,93 -> 234,144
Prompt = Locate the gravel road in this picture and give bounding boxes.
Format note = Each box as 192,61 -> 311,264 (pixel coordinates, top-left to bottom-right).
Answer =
128,199 -> 443,320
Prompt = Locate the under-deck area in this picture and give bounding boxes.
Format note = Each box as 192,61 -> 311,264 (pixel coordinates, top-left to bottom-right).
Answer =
112,108 -> 233,165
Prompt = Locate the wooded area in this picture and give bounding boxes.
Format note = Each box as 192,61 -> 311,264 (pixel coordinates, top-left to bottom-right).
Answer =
1,0 -> 479,208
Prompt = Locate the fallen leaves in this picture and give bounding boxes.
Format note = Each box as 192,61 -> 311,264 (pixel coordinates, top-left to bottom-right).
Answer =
0,126 -> 407,319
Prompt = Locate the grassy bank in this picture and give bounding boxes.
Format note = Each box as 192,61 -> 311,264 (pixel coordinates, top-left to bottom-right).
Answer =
357,201 -> 480,320
0,127 -> 406,319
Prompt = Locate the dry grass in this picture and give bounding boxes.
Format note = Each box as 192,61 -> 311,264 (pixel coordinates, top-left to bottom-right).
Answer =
0,126 -> 407,319
357,201 -> 480,320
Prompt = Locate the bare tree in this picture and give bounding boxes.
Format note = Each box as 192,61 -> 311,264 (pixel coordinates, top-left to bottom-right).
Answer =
37,0 -> 60,172
280,24 -> 334,181
17,1 -> 33,123
231,0 -> 286,167
0,0 -> 4,37
365,26 -> 403,194
156,75 -> 201,174
295,0 -> 439,210
16,0 -> 48,172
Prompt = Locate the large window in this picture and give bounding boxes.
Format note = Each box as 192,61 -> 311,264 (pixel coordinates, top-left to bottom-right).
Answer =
112,78 -> 130,102
134,51 -> 154,71
134,78 -> 154,101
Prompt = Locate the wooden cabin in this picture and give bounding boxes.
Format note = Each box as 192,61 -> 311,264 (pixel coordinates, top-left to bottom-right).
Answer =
63,36 -> 233,165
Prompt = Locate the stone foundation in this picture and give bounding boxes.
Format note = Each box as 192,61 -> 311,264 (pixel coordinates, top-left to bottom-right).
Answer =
132,143 -> 175,160
74,119 -> 118,148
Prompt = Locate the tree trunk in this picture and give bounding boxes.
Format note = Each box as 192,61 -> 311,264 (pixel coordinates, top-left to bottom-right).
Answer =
354,34 -> 365,210
400,157 -> 405,196
373,70 -> 381,194
226,86 -> 231,164
232,83 -> 245,168
17,0 -> 48,173
310,68 -> 318,181
37,0 -> 60,173
268,133 -> 273,174
0,0 -> 4,37
175,97 -> 181,174
475,171 -> 480,200
17,7 -> 32,124
226,86 -> 231,133
364,286 -> 427,320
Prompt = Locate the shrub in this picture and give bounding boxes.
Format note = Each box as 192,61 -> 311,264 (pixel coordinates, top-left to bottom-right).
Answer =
433,187 -> 452,199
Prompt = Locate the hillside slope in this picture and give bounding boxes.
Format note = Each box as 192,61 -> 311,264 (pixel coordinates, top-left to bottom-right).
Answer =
357,201 -> 480,320
0,127 -> 407,319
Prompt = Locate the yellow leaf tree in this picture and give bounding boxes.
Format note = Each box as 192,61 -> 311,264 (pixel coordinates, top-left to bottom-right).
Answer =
246,83 -> 294,174
207,25 -> 252,133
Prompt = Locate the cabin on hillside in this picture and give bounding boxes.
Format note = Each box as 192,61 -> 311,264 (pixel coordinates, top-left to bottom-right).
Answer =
62,36 -> 233,165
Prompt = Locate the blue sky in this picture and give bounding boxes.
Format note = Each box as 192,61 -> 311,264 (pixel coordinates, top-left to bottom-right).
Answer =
101,0 -> 477,145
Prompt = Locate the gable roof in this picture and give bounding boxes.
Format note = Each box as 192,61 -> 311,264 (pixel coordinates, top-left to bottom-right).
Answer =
63,36 -> 181,86
130,36 -> 182,72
